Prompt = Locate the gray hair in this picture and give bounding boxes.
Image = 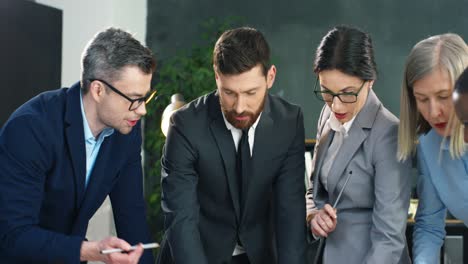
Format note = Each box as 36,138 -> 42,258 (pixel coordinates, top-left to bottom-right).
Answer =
80,27 -> 156,93
398,33 -> 468,160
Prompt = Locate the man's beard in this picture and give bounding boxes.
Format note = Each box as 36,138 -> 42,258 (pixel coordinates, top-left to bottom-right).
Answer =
220,93 -> 267,130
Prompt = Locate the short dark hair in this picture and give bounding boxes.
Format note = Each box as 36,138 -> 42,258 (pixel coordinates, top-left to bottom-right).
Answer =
455,67 -> 468,94
314,25 -> 377,80
213,27 -> 270,76
80,27 -> 156,93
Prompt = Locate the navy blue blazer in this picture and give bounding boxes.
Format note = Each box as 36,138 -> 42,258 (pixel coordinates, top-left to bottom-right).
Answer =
0,83 -> 154,263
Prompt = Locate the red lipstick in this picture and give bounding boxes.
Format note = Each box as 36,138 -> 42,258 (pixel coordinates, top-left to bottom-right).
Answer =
334,112 -> 347,120
434,122 -> 447,129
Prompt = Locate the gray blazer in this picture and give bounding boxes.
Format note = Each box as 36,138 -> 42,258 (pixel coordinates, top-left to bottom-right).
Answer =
306,90 -> 411,264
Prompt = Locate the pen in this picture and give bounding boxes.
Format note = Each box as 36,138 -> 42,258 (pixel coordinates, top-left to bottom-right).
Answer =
332,170 -> 352,208
313,170 -> 353,264
100,242 -> 159,254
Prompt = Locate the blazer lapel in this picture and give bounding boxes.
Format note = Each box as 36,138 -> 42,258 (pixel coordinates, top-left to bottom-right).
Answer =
326,90 -> 382,202
311,107 -> 333,202
64,83 -> 87,209
208,93 -> 241,221
242,95 -> 273,220
313,126 -> 333,185
72,137 -> 115,232
326,124 -> 367,201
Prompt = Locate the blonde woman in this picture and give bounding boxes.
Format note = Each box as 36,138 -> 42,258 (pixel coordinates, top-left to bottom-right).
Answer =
398,33 -> 468,264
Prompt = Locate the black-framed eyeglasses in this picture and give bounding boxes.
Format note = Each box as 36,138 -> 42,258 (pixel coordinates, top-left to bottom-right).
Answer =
89,79 -> 157,111
313,78 -> 366,103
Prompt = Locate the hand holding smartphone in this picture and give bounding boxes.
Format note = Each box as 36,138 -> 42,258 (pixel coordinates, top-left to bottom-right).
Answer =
100,242 -> 159,254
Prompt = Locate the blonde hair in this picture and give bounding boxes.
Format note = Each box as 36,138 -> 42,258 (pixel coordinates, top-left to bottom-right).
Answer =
398,33 -> 468,160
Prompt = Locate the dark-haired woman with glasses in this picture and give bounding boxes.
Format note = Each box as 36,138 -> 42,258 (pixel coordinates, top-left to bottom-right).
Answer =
305,25 -> 411,264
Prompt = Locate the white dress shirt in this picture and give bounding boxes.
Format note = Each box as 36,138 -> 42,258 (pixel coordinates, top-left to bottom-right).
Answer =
320,114 -> 355,191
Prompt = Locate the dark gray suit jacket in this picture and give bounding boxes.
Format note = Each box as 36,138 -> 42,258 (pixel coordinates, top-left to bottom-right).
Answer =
306,90 -> 411,264
159,91 -> 307,264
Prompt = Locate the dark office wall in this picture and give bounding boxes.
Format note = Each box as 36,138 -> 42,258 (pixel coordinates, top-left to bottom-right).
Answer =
0,0 -> 62,126
147,0 -> 468,137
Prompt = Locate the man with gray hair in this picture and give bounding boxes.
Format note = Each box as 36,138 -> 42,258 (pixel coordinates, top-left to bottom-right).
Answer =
0,28 -> 156,264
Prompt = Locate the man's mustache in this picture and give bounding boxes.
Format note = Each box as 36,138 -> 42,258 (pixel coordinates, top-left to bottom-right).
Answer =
232,111 -> 253,117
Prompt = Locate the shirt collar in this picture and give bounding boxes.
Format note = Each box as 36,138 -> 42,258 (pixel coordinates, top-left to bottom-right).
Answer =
222,111 -> 262,132
428,129 -> 451,151
80,90 -> 114,142
327,113 -> 356,137
441,136 -> 450,150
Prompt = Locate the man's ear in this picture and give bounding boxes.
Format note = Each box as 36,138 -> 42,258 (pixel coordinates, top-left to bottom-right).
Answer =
266,65 -> 277,89
89,80 -> 105,102
213,65 -> 219,81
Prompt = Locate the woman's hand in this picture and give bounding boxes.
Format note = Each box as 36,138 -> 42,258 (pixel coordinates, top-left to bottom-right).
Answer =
310,204 -> 337,238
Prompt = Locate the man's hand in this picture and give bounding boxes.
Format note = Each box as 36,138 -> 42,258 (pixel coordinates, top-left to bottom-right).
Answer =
310,204 -> 337,238
80,236 -> 144,264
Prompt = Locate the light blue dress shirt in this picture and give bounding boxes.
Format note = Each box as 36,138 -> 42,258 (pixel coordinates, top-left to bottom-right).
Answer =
80,92 -> 114,188
413,129 -> 468,264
